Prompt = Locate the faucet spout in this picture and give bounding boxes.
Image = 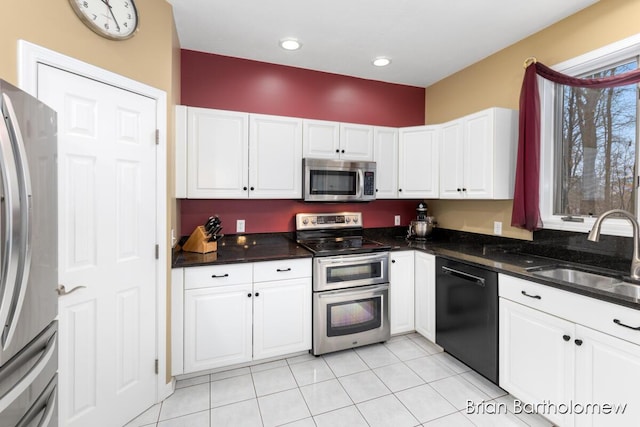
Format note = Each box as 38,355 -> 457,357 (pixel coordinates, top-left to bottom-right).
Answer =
588,209 -> 640,280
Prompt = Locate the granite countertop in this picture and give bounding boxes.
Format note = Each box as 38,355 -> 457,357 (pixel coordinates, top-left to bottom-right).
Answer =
172,233 -> 312,267
172,227 -> 640,310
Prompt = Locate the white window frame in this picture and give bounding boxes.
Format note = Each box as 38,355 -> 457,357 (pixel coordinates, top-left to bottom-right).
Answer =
540,33 -> 640,237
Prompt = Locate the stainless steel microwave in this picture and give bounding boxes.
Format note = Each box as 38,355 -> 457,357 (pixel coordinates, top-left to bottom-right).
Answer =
303,158 -> 376,202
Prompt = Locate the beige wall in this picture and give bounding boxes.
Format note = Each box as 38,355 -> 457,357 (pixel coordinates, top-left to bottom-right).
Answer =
425,0 -> 640,240
0,0 -> 179,381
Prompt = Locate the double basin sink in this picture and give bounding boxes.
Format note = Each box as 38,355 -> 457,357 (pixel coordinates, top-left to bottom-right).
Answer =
527,265 -> 640,301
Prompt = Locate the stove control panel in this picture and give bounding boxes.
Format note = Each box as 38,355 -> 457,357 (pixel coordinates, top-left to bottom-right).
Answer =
296,212 -> 363,230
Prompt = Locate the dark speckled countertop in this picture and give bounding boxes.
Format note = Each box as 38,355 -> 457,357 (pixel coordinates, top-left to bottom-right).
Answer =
172,227 -> 640,310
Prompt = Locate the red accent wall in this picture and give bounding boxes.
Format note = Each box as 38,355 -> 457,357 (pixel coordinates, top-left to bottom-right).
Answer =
179,50 -> 427,235
181,50 -> 425,126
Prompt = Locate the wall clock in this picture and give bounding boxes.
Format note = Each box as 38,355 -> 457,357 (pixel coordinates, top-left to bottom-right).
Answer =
69,0 -> 138,40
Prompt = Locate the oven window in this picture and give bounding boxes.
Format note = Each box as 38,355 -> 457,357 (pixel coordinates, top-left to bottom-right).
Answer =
309,170 -> 357,195
327,297 -> 382,336
327,262 -> 382,284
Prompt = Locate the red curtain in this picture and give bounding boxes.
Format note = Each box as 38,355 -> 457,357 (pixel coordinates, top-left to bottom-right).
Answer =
511,61 -> 640,231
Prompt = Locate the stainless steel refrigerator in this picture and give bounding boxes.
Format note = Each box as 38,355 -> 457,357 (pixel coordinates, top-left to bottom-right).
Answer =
0,80 -> 58,427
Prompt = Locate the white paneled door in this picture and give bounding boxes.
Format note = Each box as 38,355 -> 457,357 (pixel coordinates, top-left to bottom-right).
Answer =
37,64 -> 157,427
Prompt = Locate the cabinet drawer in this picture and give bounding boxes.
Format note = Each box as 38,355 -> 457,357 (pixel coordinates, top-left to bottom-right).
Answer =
253,258 -> 311,282
499,274 -> 640,346
184,263 -> 253,289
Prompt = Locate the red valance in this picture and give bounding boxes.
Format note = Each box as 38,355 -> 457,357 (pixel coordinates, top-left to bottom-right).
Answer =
511,60 -> 640,231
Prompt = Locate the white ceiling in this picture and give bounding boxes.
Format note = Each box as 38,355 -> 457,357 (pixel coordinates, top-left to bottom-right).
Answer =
168,0 -> 598,88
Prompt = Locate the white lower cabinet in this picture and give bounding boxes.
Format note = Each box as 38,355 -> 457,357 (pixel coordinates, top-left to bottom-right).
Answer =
499,274 -> 640,427
390,251 -> 415,334
253,277 -> 311,360
177,259 -> 312,374
414,251 -> 436,341
184,283 -> 253,373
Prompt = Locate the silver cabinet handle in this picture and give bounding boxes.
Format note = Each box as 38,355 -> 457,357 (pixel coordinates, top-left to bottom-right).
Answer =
56,284 -> 87,296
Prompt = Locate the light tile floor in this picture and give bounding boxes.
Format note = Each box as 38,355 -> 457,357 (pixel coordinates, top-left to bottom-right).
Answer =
125,333 -> 553,427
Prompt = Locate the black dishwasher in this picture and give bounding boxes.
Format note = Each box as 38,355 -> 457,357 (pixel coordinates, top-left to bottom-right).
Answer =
435,257 -> 498,384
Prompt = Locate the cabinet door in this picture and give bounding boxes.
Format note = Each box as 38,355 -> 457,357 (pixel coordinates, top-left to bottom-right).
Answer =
183,284 -> 253,373
398,126 -> 439,198
499,298 -> 574,427
175,105 -> 187,198
253,278 -> 312,360
574,325 -> 640,427
302,119 -> 340,159
187,107 -> 249,198
373,126 -> 399,199
414,251 -> 435,341
390,251 -> 415,334
249,114 -> 303,198
339,123 -> 374,160
463,110 -> 494,199
439,119 -> 464,198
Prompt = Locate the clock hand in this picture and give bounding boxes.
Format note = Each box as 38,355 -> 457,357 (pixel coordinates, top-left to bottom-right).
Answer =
102,0 -> 121,32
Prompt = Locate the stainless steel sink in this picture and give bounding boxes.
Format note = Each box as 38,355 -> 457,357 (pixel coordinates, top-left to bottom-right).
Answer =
529,266 -> 622,289
527,265 -> 640,301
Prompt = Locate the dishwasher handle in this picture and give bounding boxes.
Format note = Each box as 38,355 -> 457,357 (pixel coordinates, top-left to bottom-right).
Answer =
441,266 -> 486,287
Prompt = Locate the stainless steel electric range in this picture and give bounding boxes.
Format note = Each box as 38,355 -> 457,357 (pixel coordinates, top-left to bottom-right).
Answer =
295,212 -> 391,355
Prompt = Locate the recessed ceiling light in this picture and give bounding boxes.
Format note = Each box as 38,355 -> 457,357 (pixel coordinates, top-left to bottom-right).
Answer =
280,38 -> 302,51
372,57 -> 391,67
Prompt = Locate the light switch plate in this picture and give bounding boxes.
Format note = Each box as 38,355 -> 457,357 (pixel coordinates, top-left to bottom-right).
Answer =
494,221 -> 502,235
236,219 -> 245,233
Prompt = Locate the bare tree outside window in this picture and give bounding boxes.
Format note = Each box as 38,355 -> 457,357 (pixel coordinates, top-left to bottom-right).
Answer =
555,59 -> 638,216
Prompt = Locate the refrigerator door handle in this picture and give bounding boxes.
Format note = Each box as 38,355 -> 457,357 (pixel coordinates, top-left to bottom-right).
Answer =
15,376 -> 57,427
1,93 -> 34,350
0,93 -> 22,350
0,331 -> 56,414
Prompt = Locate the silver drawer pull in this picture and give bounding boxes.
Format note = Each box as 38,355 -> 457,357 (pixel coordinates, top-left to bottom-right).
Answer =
613,319 -> 640,331
521,290 -> 541,300
56,284 -> 86,296
211,274 -> 229,278
276,268 -> 292,272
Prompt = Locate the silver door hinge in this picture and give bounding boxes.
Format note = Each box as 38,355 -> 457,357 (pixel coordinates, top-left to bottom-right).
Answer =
155,129 -> 160,145
155,244 -> 159,259
155,359 -> 159,374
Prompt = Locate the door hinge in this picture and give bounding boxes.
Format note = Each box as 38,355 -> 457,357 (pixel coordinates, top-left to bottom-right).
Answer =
155,244 -> 159,259
155,359 -> 159,374
155,129 -> 160,145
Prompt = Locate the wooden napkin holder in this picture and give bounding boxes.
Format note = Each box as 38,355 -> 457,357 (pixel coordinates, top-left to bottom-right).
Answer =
182,226 -> 217,254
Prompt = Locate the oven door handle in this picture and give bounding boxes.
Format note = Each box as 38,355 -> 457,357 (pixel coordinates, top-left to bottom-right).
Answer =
317,284 -> 388,299
316,253 -> 388,266
441,266 -> 485,287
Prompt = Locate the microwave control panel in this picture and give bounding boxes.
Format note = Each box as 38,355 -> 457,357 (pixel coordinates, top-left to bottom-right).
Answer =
364,171 -> 375,196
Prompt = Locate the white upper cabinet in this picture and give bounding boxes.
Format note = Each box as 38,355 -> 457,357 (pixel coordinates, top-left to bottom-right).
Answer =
302,119 -> 340,159
339,123 -> 374,160
398,125 -> 440,199
373,126 -> 399,199
177,107 -> 302,199
249,114 -> 303,199
440,107 -> 518,199
186,107 -> 250,198
302,119 -> 374,161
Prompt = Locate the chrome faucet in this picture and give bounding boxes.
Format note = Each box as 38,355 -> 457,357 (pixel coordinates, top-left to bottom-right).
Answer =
587,209 -> 640,280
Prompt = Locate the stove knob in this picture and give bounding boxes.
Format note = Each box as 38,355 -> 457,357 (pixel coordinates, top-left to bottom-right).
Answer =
345,217 -> 351,223
352,216 -> 359,224
302,218 -> 309,225
311,218 -> 317,224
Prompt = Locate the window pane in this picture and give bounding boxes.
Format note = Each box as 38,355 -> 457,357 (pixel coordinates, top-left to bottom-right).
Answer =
556,59 -> 638,216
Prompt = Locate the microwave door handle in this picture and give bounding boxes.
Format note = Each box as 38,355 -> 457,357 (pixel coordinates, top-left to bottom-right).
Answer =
1,94 -> 33,349
357,169 -> 364,197
0,95 -> 22,349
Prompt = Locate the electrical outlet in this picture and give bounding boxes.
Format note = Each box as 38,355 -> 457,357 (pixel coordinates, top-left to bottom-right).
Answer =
494,221 -> 503,236
394,215 -> 401,226
236,219 -> 245,233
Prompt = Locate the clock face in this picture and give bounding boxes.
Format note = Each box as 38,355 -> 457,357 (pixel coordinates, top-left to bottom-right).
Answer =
69,0 -> 138,40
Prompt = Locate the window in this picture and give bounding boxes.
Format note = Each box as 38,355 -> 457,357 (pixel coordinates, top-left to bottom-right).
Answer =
555,59 -> 638,217
539,34 -> 640,236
